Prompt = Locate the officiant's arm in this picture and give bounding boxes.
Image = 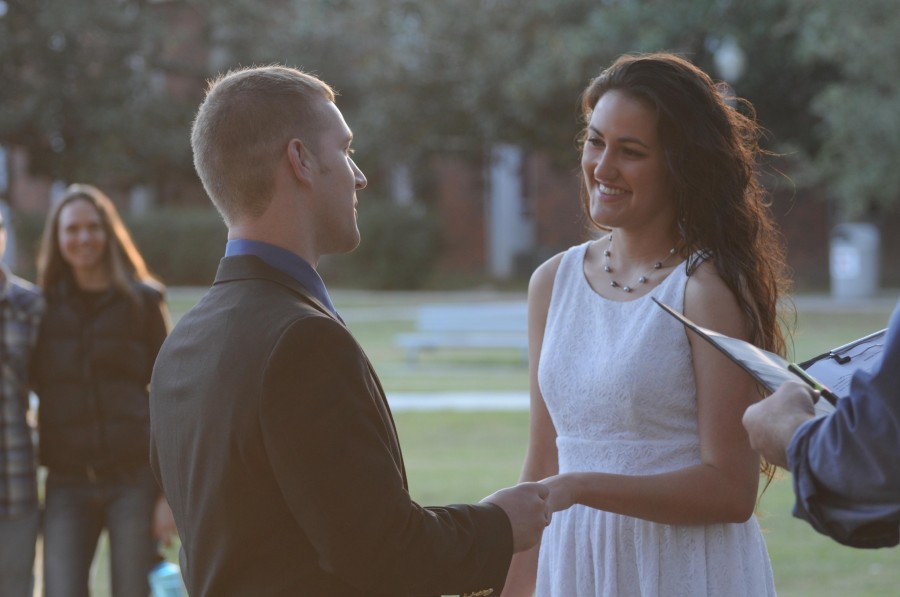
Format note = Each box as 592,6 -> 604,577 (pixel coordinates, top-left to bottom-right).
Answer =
785,305 -> 900,548
742,381 -> 817,468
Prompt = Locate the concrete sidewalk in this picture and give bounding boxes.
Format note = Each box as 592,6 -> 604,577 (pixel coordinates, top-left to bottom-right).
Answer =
387,392 -> 528,412
790,292 -> 898,313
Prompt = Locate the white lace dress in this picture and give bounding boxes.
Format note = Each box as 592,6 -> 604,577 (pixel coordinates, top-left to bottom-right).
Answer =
535,242 -> 776,597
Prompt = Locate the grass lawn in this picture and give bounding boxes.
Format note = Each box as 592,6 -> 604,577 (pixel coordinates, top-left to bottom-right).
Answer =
79,288 -> 896,596
166,287 -> 898,395
392,410 -> 899,597
86,410 -> 898,597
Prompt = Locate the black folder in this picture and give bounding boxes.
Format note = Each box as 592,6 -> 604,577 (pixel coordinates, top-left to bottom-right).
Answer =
653,298 -> 887,415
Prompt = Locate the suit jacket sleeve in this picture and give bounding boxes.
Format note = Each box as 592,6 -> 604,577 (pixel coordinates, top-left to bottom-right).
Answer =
259,315 -> 513,595
787,301 -> 900,548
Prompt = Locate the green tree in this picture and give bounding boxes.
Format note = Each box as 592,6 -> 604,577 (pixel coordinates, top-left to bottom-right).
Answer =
0,0 -> 196,188
289,0 -> 825,173
5,0 -> 879,218
785,0 -> 900,217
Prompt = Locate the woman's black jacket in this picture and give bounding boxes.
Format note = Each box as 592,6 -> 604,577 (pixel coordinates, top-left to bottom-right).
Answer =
34,278 -> 169,475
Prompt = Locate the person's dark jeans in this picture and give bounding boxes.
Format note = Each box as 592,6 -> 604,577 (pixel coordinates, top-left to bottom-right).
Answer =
43,464 -> 159,597
0,508 -> 39,597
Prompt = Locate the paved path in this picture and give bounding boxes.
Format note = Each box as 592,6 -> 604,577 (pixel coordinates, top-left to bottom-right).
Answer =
388,392 -> 528,411
791,293 -> 898,312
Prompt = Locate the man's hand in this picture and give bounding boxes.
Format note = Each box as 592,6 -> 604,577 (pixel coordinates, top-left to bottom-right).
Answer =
482,482 -> 551,553
742,381 -> 818,469
153,496 -> 178,547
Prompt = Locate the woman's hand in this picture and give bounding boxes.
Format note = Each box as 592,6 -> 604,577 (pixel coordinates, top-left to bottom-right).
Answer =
541,473 -> 580,513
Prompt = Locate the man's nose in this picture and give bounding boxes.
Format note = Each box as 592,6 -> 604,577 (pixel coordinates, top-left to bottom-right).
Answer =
352,159 -> 367,190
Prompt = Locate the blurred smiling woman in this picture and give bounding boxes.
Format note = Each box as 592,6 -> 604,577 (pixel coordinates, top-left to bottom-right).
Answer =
34,184 -> 175,597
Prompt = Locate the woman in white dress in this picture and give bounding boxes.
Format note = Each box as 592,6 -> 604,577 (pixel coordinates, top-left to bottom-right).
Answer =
502,53 -> 791,596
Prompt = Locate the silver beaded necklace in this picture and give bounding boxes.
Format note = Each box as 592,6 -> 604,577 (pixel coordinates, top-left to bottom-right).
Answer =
602,233 -> 678,293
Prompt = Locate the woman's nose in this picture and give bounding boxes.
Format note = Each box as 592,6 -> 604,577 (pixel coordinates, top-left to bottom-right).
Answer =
592,150 -> 617,180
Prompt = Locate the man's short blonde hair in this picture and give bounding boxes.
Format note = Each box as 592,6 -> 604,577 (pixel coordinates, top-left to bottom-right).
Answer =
190,65 -> 336,225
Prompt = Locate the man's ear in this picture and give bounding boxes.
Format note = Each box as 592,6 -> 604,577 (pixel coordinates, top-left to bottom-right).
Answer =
287,138 -> 315,184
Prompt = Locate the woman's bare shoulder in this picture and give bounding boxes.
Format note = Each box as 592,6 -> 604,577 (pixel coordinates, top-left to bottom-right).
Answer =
529,248 -> 576,304
685,258 -> 747,337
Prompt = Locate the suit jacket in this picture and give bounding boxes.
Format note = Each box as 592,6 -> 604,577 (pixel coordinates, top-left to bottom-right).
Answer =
149,256 -> 512,596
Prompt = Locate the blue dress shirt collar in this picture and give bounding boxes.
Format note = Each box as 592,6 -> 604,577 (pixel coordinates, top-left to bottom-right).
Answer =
225,239 -> 340,319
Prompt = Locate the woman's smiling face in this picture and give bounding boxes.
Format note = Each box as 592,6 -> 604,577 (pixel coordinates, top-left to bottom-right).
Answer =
57,198 -> 108,275
581,89 -> 677,232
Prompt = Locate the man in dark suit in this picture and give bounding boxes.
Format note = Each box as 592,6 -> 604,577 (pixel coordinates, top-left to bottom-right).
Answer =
149,65 -> 551,596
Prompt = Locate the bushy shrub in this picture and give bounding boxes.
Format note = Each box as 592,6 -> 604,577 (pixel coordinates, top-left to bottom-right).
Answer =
7,211 -> 46,282
11,201 -> 439,289
124,209 -> 227,286
8,208 -> 226,286
325,197 -> 441,289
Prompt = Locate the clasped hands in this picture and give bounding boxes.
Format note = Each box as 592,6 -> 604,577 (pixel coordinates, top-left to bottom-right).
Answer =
480,475 -> 580,553
481,381 -> 824,555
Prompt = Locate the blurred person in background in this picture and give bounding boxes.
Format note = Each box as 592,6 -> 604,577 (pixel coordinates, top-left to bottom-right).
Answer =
503,53 -> 791,596
743,300 -> 900,549
34,184 -> 176,597
0,206 -> 45,597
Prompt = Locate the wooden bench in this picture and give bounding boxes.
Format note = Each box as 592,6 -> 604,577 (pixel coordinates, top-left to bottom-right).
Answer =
394,302 -> 528,364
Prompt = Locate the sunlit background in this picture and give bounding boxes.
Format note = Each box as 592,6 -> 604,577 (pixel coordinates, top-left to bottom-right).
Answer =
1,0 -> 899,294
3,2 -> 899,595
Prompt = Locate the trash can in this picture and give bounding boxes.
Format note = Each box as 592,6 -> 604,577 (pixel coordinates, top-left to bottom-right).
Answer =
0,201 -> 14,268
829,223 -> 880,299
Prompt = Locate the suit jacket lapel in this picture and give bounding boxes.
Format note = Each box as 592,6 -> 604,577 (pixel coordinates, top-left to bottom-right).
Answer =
214,254 -> 406,475
213,255 -> 343,326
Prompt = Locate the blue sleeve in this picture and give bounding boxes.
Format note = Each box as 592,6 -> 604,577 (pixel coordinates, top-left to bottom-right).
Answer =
787,301 -> 900,548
